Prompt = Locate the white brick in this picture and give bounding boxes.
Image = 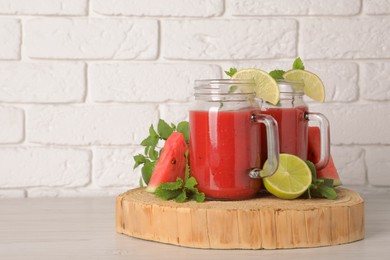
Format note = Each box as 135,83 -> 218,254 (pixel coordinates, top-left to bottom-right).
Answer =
228,0 -> 360,16
27,105 -> 159,145
305,62 -> 358,102
364,0 -> 390,14
0,190 -> 25,198
331,146 -> 366,186
301,18 -> 390,59
0,0 -> 87,15
0,147 -> 90,188
0,19 -> 20,60
310,103 -> 390,145
366,147 -> 390,186
93,147 -> 141,188
90,63 -> 221,102
92,0 -> 223,17
0,106 -> 24,143
25,18 -> 158,60
0,62 -> 85,103
226,61 -> 358,102
162,20 -> 297,60
159,103 -> 190,123
360,62 -> 390,101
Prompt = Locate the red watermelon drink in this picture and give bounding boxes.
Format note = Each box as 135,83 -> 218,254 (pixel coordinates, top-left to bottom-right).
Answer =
190,109 -> 260,199
190,80 -> 279,200
261,106 -> 308,161
260,80 -> 330,170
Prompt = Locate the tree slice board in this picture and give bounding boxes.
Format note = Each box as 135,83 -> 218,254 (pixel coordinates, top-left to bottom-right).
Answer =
116,188 -> 364,249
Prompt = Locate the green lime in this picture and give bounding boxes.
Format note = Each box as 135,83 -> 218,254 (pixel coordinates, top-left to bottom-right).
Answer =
283,69 -> 325,102
263,153 -> 312,200
231,68 -> 280,105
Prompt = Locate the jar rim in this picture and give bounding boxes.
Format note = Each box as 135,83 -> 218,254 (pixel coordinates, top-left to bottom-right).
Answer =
194,79 -> 256,102
195,79 -> 255,87
276,79 -> 304,94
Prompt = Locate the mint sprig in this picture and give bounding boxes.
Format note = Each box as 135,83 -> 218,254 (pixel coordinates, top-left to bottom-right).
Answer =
225,67 -> 237,77
133,119 -> 189,186
155,152 -> 205,203
304,160 -> 337,200
268,57 -> 305,80
269,70 -> 285,80
155,177 -> 205,203
292,57 -> 305,70
154,151 -> 205,203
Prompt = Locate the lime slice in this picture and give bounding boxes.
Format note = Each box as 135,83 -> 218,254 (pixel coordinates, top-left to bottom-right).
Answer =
231,68 -> 280,105
283,69 -> 325,102
263,153 -> 312,200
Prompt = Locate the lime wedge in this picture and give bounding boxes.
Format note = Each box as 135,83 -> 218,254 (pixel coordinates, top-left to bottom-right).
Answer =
283,69 -> 325,102
231,68 -> 280,105
263,153 -> 312,200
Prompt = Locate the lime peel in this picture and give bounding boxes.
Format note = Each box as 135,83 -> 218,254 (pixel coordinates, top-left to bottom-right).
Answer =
231,68 -> 280,105
263,153 -> 312,200
283,69 -> 326,102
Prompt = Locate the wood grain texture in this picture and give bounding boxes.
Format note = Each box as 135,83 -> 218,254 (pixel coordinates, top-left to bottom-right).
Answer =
116,188 -> 365,249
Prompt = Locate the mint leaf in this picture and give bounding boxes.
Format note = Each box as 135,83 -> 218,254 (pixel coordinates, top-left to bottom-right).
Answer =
148,148 -> 159,161
269,70 -> 285,80
139,177 -> 144,187
317,185 -> 337,200
133,154 -> 146,169
304,160 -> 337,200
157,178 -> 184,190
321,178 -> 334,188
177,121 -> 189,144
175,190 -> 187,203
149,124 -> 158,137
155,188 -> 182,200
191,191 -> 205,203
292,57 -> 305,70
155,178 -> 184,200
184,176 -> 198,191
228,85 -> 238,93
157,119 -> 174,140
140,135 -> 159,147
305,160 -> 317,182
225,67 -> 237,77
141,160 -> 155,185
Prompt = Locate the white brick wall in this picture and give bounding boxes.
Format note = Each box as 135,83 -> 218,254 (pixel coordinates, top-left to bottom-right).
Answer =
25,18 -> 158,60
1,0 -> 390,197
0,62 -> 85,103
0,0 -> 88,15
162,20 -> 298,60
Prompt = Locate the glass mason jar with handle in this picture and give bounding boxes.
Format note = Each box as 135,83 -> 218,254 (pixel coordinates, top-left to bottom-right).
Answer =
260,79 -> 330,170
189,79 -> 279,200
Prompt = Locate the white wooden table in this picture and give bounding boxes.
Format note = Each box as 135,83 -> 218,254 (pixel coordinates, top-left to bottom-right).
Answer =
1,191 -> 389,260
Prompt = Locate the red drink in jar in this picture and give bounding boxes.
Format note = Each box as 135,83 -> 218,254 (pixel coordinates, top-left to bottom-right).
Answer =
261,107 -> 308,164
190,109 -> 261,200
260,80 -> 329,170
190,80 -> 279,200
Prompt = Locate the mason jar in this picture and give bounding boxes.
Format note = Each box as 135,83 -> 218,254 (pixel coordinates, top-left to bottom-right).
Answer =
260,79 -> 330,170
189,79 -> 279,200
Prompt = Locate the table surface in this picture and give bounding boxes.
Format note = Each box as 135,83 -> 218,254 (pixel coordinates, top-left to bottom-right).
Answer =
1,190 -> 389,260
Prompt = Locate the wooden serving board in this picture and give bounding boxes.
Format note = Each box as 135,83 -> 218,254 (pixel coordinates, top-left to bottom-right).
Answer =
116,188 -> 364,249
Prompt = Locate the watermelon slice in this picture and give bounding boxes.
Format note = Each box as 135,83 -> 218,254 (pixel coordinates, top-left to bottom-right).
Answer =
145,132 -> 188,193
307,127 -> 342,186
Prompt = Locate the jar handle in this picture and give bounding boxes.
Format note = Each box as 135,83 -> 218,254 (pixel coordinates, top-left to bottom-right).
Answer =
306,112 -> 330,170
249,113 -> 280,178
